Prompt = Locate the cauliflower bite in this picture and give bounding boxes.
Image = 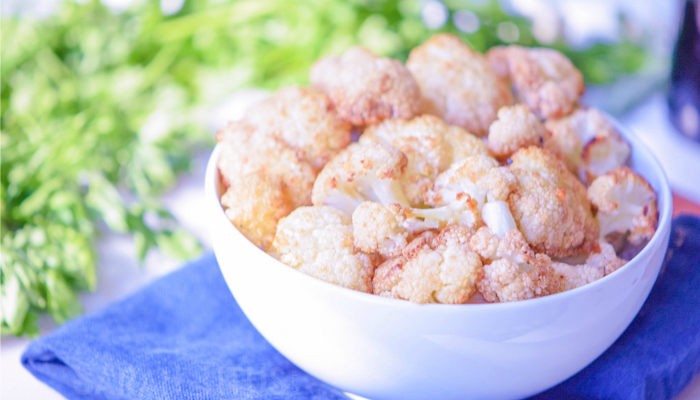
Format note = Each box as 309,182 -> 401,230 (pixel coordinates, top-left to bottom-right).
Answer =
487,45 -> 583,119
352,194 -> 480,257
243,87 -> 352,171
477,228 -> 552,302
507,147 -> 599,257
352,201 -> 409,258
217,121 -> 316,249
425,154 -> 517,210
548,262 -> 602,294
221,175 -> 295,251
372,226 -> 484,304
487,104 -> 550,159
361,115 -> 488,206
544,108 -> 630,182
310,46 -> 422,126
406,34 -> 513,137
587,167 -> 658,245
549,240 -> 627,293
469,226 -> 500,260
403,193 -> 481,234
273,206 -> 380,293
312,141 -> 410,215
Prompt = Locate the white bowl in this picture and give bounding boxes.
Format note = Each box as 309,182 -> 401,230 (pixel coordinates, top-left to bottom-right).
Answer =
205,120 -> 672,400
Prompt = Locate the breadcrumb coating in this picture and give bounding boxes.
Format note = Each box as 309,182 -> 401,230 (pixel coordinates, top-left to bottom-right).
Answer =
372,227 -> 483,304
217,121 -> 316,249
406,34 -> 513,136
361,115 -> 488,206
487,45 -> 584,119
488,104 -> 550,159
548,240 -> 626,293
310,46 -> 422,126
352,201 -> 409,258
507,147 -> 599,257
273,206 -> 380,293
477,229 -> 552,302
243,87 -> 352,171
544,108 -> 630,183
587,167 -> 658,245
312,141 -> 410,215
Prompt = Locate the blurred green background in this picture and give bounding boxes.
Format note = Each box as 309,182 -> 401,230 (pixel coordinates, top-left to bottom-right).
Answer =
0,0 -> 668,337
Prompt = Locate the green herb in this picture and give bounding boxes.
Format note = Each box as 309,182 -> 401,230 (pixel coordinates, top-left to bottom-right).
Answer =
1,0 -> 650,337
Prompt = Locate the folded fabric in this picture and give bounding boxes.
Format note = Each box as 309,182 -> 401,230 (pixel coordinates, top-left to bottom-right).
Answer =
23,216 -> 700,400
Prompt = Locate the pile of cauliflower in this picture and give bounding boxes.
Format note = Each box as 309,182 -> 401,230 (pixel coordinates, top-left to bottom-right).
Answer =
217,34 -> 659,304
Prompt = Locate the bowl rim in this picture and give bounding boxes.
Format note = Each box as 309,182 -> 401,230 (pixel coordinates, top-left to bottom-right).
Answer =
206,116 -> 673,311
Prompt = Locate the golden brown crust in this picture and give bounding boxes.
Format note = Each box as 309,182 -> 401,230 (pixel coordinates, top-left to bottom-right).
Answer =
486,45 -> 583,119
587,166 -> 658,245
544,107 -> 630,183
488,105 -> 550,159
360,115 -> 488,206
476,229 -> 552,302
406,34 -> 513,137
273,206 -> 380,293
217,121 -> 317,250
506,147 -> 599,257
371,228 -> 483,304
311,47 -> 421,126
244,87 -> 352,171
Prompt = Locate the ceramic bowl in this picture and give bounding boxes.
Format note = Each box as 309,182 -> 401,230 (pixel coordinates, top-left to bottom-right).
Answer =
205,119 -> 672,400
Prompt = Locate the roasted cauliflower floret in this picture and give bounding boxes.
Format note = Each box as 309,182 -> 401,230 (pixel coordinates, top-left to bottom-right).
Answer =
586,239 -> 627,275
243,87 -> 352,171
548,262 -> 603,294
587,167 -> 658,245
221,176 -> 294,251
477,229 -> 552,302
373,226 -> 483,304
487,104 -> 550,159
406,34 -> 513,137
352,195 -> 480,257
426,154 -> 517,211
544,108 -> 630,182
217,121 -> 316,249
310,46 -> 421,126
548,240 -> 626,293
273,206 -> 379,293
487,45 -> 583,119
469,226 -> 500,260
361,115 -> 488,206
507,147 -> 599,257
312,141 -> 410,215
352,201 -> 409,258
403,193 -> 481,234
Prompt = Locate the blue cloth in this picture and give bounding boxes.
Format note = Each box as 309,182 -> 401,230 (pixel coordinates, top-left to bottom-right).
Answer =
22,216 -> 700,400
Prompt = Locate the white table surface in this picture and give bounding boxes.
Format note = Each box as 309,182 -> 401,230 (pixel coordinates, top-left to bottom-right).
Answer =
2,95 -> 700,400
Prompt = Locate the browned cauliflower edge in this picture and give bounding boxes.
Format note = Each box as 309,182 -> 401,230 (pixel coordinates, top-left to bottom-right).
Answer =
587,166 -> 658,245
373,226 -> 484,304
311,46 -> 422,126
406,34 -> 513,137
273,206 -> 380,293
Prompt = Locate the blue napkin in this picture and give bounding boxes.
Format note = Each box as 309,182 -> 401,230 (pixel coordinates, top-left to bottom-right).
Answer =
22,216 -> 700,400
